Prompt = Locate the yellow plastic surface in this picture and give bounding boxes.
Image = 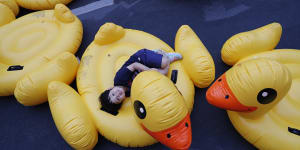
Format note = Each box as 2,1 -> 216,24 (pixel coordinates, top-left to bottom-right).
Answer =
0,3 -> 15,26
48,81 -> 98,150
131,71 -> 188,132
220,23 -> 300,150
0,0 -> 19,15
0,4 -> 82,99
16,0 -> 72,10
76,23 -> 201,147
15,52 -> 79,106
175,25 -> 215,88
221,23 -> 282,66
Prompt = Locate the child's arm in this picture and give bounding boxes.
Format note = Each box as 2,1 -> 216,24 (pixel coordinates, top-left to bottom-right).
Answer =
127,62 -> 150,72
127,62 -> 169,75
150,64 -> 169,75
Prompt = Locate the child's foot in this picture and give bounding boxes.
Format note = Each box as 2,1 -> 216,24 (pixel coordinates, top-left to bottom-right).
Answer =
166,53 -> 183,62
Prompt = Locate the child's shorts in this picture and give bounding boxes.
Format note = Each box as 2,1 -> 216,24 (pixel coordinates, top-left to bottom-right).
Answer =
134,49 -> 163,68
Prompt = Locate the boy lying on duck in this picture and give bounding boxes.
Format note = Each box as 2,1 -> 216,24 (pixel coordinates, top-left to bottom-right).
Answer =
99,49 -> 182,115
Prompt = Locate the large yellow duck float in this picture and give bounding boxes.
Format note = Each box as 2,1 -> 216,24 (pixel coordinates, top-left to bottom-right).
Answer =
206,22 -> 300,150
48,22 -> 215,149
0,4 -> 82,106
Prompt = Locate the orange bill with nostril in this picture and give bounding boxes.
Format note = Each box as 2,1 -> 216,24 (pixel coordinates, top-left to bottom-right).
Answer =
141,114 -> 192,150
206,73 -> 257,112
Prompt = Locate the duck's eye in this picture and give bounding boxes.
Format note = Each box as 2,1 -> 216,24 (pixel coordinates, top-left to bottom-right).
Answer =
133,100 -> 146,119
257,88 -> 277,104
185,122 -> 189,127
225,95 -> 229,99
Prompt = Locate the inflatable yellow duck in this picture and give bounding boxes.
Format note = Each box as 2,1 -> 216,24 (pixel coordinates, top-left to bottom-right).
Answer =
206,22 -> 300,150
47,22 -> 215,150
0,0 -> 19,26
0,4 -> 82,106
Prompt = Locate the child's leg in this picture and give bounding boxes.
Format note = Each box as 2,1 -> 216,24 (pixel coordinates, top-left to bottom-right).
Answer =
153,49 -> 182,63
158,63 -> 169,75
150,64 -> 169,75
161,55 -> 171,69
166,53 -> 182,62
152,49 -> 166,55
142,49 -> 181,70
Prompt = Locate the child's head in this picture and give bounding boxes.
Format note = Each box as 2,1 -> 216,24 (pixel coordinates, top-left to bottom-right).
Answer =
99,87 -> 124,115
99,88 -> 125,115
99,86 -> 125,105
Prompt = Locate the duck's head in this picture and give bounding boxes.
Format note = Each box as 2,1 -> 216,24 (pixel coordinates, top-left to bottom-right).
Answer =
206,59 -> 292,117
131,71 -> 191,150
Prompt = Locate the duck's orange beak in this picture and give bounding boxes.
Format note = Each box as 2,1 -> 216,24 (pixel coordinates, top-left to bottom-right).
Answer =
141,114 -> 191,150
206,73 -> 257,112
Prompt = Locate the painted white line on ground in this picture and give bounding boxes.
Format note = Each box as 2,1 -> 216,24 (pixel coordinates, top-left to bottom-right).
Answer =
120,0 -> 141,9
71,0 -> 114,16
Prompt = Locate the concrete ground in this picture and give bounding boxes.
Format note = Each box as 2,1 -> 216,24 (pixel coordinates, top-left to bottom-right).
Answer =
1,0 -> 300,149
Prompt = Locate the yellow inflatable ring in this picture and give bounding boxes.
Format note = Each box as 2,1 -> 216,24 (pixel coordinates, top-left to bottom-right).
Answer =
0,4 -> 82,106
77,22 -> 215,147
207,22 -> 300,150
16,0 -> 72,10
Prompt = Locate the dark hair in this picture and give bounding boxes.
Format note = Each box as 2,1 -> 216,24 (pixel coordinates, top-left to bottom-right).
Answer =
99,89 -> 122,116
99,89 -> 111,104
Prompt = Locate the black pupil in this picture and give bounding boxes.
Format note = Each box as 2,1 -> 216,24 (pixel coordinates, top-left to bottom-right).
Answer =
185,122 -> 188,127
133,100 -> 146,119
257,88 -> 277,104
225,95 -> 229,99
167,134 -> 171,138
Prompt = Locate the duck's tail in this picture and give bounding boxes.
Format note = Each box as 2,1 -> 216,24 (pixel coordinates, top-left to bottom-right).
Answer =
221,22 -> 282,66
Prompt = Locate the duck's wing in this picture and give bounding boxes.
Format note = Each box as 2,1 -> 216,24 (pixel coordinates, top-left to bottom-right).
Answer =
48,81 -> 98,150
175,25 -> 215,88
15,52 -> 78,106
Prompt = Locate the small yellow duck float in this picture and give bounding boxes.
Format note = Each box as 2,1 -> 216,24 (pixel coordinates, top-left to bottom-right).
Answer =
0,0 -> 19,26
48,22 -> 215,149
0,4 -> 82,106
206,22 -> 300,150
